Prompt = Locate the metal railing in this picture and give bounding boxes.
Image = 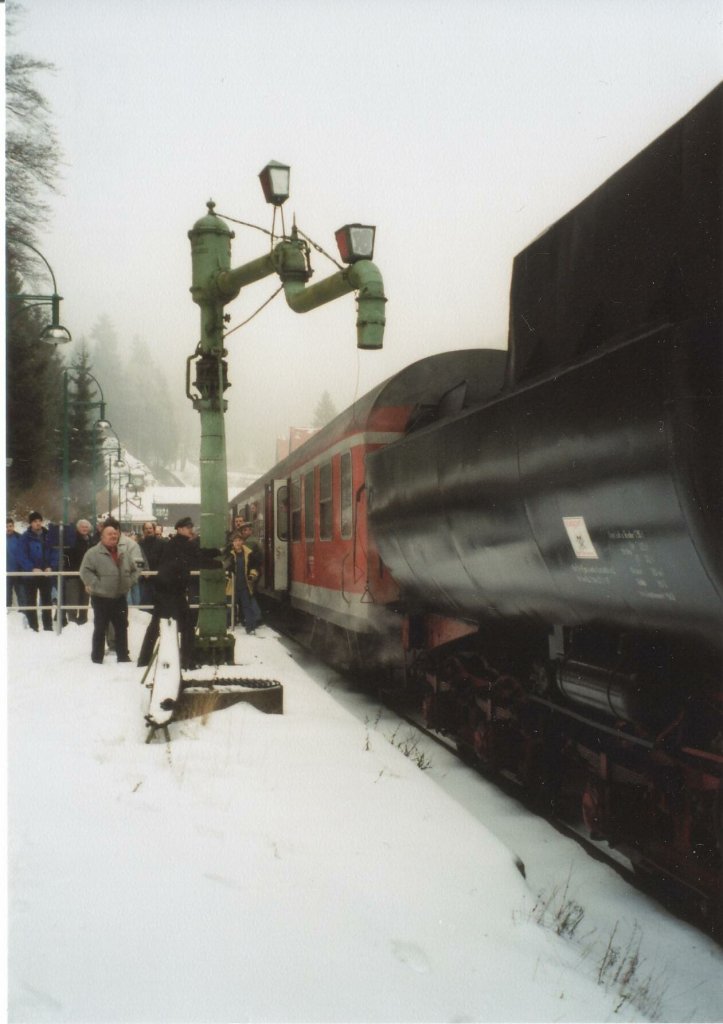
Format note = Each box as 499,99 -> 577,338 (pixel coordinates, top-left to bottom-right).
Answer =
9,569 -> 188,630
6,569 -> 205,633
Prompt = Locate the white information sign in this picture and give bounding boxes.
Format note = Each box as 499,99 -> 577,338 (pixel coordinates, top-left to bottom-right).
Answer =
563,515 -> 599,560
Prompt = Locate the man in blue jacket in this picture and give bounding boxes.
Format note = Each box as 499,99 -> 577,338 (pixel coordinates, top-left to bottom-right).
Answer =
18,511 -> 58,631
6,517 -> 27,620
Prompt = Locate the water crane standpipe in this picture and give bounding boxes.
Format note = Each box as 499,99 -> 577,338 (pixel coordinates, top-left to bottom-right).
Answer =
187,200 -> 386,665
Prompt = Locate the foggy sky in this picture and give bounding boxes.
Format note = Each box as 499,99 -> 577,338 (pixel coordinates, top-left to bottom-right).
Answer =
7,0 -> 723,470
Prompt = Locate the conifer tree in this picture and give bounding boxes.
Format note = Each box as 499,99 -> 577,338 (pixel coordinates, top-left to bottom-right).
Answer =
64,344 -> 107,518
313,391 -> 338,427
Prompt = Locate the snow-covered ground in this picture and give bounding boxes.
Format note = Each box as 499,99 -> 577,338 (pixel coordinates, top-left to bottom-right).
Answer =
7,610 -> 723,1023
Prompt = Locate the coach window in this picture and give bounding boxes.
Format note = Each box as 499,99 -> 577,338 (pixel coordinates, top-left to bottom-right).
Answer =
340,452 -> 352,539
304,470 -> 315,541
319,462 -> 332,541
290,479 -> 301,542
276,485 -> 289,542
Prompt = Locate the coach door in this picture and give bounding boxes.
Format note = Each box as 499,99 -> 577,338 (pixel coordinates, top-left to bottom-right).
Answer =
272,479 -> 289,591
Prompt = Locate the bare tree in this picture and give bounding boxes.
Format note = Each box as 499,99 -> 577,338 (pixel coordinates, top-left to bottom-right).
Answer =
5,2 -> 65,499
5,2 -> 62,272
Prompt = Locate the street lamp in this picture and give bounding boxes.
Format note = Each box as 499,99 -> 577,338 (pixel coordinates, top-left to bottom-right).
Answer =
8,241 -> 73,345
186,163 -> 386,666
119,470 -> 146,528
96,431 -> 124,518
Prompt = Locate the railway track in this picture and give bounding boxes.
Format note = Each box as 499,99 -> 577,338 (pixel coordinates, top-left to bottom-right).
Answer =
391,701 -> 722,941
267,611 -> 721,939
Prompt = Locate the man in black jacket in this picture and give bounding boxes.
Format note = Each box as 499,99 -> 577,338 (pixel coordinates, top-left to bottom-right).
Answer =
137,517 -> 198,669
65,518 -> 94,624
138,521 -> 166,611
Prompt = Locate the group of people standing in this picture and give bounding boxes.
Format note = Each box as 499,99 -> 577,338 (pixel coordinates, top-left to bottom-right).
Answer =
7,509 -> 265,665
76,514 -> 202,669
6,512 -> 59,632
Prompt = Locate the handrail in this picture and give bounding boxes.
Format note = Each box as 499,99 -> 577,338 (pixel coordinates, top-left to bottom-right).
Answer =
6,568 -> 204,620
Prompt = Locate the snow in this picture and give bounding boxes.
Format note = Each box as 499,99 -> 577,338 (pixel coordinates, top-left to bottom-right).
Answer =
7,610 -> 723,1024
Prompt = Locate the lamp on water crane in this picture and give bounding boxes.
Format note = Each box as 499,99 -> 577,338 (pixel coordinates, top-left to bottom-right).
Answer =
335,223 -> 376,264
258,161 -> 291,206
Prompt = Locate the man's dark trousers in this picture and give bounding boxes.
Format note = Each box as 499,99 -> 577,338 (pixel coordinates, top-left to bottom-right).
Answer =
25,576 -> 53,632
90,595 -> 130,663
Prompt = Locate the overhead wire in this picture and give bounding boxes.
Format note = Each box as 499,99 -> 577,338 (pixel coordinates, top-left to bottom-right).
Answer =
223,284 -> 284,339
215,212 -> 345,339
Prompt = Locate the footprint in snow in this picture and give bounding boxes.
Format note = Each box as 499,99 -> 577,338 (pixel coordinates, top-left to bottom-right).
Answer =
391,940 -> 431,973
203,872 -> 243,891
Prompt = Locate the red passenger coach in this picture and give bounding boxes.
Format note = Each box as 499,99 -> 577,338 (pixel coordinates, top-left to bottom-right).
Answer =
229,350 -> 507,657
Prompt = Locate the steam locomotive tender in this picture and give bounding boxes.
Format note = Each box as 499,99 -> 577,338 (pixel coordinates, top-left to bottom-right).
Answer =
231,85 -> 722,911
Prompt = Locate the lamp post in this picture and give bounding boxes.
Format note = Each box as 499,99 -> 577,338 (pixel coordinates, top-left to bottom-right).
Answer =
114,465 -> 128,524
8,242 -> 73,634
61,369 -> 110,528
96,432 -> 124,518
8,241 -> 73,345
119,471 -> 145,529
187,164 -> 386,665
109,454 -> 126,518
56,369 -> 110,634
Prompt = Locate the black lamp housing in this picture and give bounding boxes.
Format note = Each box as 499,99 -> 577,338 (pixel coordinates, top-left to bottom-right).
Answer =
259,160 -> 291,206
40,323 -> 72,345
335,223 -> 376,264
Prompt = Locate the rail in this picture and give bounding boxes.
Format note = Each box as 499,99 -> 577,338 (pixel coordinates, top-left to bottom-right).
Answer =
6,569 -> 204,630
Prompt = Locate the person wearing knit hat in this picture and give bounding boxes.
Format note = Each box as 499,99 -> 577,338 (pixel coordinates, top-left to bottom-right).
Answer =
6,517 -> 28,623
17,511 -> 58,631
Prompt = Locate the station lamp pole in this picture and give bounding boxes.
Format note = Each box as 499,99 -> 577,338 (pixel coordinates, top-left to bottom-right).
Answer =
8,241 -> 73,345
8,242 -> 74,634
120,471 -> 145,528
8,241 -> 74,520
187,163 -> 386,666
57,371 -> 111,632
97,432 -> 125,517
61,369 -> 111,528
108,454 -> 127,518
